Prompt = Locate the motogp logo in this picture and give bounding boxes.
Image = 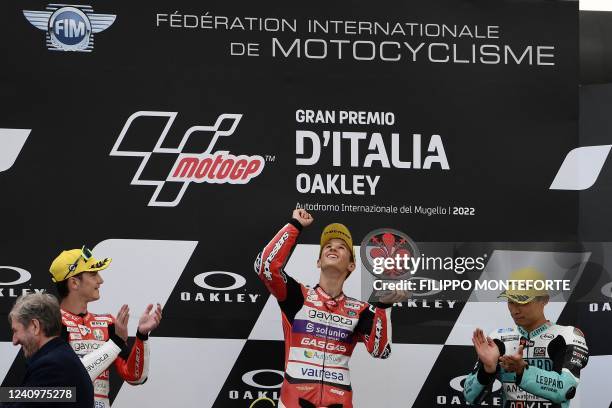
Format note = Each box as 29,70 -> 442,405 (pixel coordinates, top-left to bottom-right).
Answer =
110,111 -> 265,206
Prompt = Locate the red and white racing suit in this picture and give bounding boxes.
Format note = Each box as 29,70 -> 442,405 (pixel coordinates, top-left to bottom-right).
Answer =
61,309 -> 149,408
255,220 -> 393,408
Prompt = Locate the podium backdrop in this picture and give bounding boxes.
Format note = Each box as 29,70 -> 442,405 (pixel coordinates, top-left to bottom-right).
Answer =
2,1 -> 612,407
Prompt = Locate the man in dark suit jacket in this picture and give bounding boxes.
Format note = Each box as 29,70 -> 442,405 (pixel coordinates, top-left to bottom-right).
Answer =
5,293 -> 93,408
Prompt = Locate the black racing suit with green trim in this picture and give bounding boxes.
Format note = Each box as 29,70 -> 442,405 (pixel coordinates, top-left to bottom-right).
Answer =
463,322 -> 589,408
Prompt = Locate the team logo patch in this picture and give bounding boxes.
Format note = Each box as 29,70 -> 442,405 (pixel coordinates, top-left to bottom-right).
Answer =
78,324 -> 91,336
501,335 -> 519,341
533,347 -> 547,357
520,337 -> 535,347
93,328 -> 105,341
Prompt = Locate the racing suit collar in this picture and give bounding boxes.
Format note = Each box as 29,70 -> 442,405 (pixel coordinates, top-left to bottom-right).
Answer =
518,320 -> 553,338
61,308 -> 88,320
314,284 -> 345,302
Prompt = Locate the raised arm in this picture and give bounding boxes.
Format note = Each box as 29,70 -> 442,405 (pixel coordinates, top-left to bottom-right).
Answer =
254,209 -> 313,301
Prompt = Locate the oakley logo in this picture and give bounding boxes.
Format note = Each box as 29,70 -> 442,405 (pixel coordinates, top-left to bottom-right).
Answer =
0,129 -> 31,173
241,369 -> 284,389
450,375 -> 501,392
0,267 -> 31,286
193,271 -> 246,291
550,145 -> 612,190
110,111 -> 265,207
601,281 -> 612,299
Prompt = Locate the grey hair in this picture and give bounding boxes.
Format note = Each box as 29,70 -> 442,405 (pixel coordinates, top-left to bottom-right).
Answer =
8,293 -> 62,337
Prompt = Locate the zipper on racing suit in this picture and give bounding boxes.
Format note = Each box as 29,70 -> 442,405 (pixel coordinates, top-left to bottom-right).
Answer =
320,296 -> 342,408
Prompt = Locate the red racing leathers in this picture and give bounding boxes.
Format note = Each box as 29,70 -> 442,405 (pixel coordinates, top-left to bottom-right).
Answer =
61,309 -> 149,408
254,220 -> 392,408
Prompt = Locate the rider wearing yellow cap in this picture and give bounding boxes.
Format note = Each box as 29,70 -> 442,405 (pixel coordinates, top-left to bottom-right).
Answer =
50,246 -> 162,408
255,209 -> 406,408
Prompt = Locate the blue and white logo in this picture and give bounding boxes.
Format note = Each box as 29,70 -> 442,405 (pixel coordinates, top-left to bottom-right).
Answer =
23,4 -> 116,52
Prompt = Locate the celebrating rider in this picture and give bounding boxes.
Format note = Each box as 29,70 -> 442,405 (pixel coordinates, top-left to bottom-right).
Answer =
254,209 -> 405,408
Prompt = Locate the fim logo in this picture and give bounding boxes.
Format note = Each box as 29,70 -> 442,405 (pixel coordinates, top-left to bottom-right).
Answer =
110,111 -> 265,207
23,4 -> 116,52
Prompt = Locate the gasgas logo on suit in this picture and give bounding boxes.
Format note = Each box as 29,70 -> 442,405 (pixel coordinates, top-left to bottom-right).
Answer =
180,271 -> 261,303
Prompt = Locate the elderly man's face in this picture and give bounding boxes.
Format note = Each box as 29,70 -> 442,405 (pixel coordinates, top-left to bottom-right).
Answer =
11,320 -> 39,358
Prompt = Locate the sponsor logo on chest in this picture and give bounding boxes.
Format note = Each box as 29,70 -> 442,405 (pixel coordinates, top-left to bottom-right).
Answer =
533,347 -> 547,357
71,340 -> 104,353
303,307 -> 355,328
300,367 -> 345,382
300,337 -> 347,353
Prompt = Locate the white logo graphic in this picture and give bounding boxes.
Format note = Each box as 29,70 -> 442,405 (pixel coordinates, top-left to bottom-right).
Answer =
241,369 -> 284,389
0,129 -> 30,173
23,4 -> 115,52
183,271 -> 260,303
93,329 -> 104,341
92,239 -> 197,333
0,267 -> 31,286
449,375 -> 502,393
0,266 -> 44,297
193,271 -> 246,291
550,145 -> 612,190
110,111 -> 265,207
601,281 -> 612,299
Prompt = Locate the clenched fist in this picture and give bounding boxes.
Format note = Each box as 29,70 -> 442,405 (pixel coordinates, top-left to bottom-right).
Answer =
292,209 -> 314,228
